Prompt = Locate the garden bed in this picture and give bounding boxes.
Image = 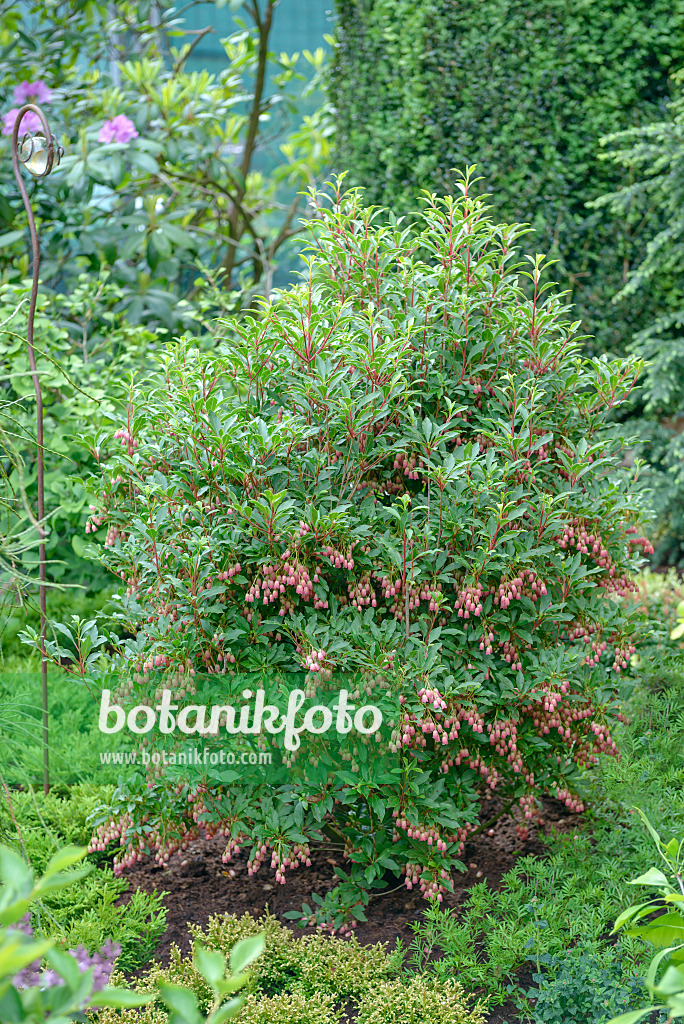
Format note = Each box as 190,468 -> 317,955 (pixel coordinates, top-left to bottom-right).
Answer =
117,797 -> 582,1021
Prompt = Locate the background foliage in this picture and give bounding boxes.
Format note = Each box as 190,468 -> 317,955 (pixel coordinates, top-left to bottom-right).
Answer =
0,0 -> 330,609
330,0 -> 684,357
594,71 -> 684,565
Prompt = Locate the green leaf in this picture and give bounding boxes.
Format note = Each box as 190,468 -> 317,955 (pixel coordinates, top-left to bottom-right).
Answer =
605,1010 -> 658,1024
90,987 -> 156,1008
0,846 -> 31,890
130,149 -> 160,175
194,944 -> 226,985
228,934 -> 265,975
47,945 -> 80,988
42,845 -> 88,879
207,996 -> 244,1023
0,230 -> 24,249
159,983 -> 203,1024
630,867 -> 669,888
0,937 -> 54,976
0,986 -> 23,1023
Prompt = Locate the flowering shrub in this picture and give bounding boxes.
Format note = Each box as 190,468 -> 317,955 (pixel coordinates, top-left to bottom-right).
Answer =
80,177 -> 651,925
0,0 -> 330,332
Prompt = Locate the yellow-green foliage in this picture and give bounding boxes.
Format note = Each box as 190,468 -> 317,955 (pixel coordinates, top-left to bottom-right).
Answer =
131,944 -> 213,1011
356,979 -> 488,1024
90,913 -> 485,1024
189,909 -> 295,995
90,1006 -> 168,1024
237,992 -> 340,1024
297,933 -> 396,1000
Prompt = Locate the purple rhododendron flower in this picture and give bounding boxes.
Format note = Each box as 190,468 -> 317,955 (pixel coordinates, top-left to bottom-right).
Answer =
98,114 -> 138,144
1,108 -> 42,137
13,80 -> 53,105
11,916 -> 121,993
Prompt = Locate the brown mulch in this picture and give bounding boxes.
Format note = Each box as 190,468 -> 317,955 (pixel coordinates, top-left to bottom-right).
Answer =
118,796 -> 583,1023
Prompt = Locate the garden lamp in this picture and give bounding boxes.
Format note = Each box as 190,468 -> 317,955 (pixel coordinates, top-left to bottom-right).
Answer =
11,104 -> 63,794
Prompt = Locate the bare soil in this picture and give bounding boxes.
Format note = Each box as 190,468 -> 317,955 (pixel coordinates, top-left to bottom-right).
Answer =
119,796 -> 583,1023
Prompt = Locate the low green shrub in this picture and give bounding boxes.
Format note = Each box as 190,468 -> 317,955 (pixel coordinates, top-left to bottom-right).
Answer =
236,992 -> 340,1024
96,911 -> 486,1024
0,784 -> 167,972
522,942 -> 645,1024
296,933 -> 396,1001
48,883 -> 166,975
355,978 -> 487,1024
95,992 -> 341,1024
190,911 -> 296,1000
138,910 -> 398,1007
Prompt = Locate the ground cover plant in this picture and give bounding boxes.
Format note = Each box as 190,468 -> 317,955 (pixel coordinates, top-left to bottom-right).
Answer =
0,657 -> 132,785
51,174 -> 657,930
0,784 -> 166,972
93,910 -> 488,1024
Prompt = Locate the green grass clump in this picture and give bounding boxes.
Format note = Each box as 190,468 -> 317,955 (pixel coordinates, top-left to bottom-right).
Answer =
0,656 -> 131,786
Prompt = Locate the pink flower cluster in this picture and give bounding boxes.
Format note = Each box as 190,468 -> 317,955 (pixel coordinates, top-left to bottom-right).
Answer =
14,80 -> 52,104
98,114 -> 138,144
2,80 -> 52,137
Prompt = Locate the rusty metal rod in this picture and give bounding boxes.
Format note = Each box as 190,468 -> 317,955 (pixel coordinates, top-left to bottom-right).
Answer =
10,103 -> 61,795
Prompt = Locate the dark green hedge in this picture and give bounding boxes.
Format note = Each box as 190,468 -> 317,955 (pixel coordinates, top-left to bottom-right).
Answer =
330,0 -> 684,352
